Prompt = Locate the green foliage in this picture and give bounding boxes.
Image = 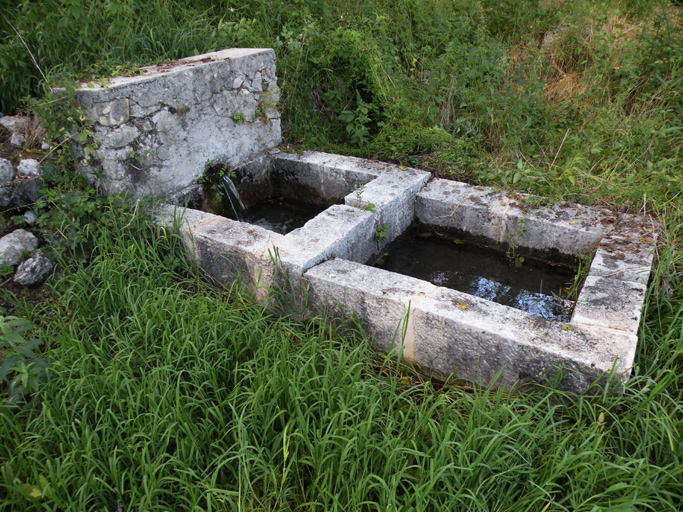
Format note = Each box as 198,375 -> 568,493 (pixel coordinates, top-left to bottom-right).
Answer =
0,316 -> 47,403
374,222 -> 388,241
0,215 -> 681,510
230,112 -> 246,124
2,0 -> 681,211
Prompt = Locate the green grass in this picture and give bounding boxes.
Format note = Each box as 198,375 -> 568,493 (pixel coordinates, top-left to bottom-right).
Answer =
1,0 -> 683,510
3,0 -> 683,211
0,200 -> 682,511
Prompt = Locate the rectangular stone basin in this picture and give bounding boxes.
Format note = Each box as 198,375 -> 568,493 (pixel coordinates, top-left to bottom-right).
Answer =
158,150 -> 658,394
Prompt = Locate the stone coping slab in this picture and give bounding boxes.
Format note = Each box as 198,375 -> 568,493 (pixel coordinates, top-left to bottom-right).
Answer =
157,151 -> 659,393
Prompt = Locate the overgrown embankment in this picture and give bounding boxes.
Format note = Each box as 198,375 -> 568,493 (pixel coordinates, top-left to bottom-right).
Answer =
2,0 -> 682,208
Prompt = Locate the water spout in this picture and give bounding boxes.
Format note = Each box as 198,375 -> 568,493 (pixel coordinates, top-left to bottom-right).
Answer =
221,175 -> 247,221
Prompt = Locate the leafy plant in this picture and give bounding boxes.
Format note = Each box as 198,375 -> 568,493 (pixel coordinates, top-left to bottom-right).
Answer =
231,112 -> 246,123
0,316 -> 47,403
375,223 -> 388,241
338,90 -> 373,148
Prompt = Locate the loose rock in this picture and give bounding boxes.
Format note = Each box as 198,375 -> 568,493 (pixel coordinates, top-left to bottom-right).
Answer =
14,250 -> 53,286
0,158 -> 14,183
17,159 -> 41,178
0,229 -> 39,266
10,133 -> 25,147
0,178 -> 42,211
23,210 -> 37,225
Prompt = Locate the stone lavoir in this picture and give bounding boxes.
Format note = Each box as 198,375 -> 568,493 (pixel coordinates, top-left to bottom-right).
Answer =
68,48 -> 658,393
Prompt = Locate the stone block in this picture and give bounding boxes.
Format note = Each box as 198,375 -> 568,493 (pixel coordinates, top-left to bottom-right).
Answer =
345,167 -> 430,247
416,179 -> 609,255
571,275 -> 647,334
270,205 -> 375,316
273,204 -> 376,276
271,151 -> 382,205
305,258 -> 436,357
62,48 -> 282,197
191,217 -> 282,299
413,287 -> 636,393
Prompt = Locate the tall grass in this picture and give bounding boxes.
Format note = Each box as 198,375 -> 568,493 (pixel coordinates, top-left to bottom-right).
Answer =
1,202 -> 682,511
1,1 -> 683,509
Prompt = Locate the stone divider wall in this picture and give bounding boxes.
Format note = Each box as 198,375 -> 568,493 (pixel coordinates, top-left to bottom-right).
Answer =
156,150 -> 659,394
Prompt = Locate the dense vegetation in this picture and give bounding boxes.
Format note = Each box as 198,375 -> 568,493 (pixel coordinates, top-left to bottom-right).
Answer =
3,0 -> 683,208
1,0 -> 682,510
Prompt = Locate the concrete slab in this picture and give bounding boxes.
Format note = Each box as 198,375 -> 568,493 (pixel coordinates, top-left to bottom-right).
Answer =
413,287 -> 636,393
345,167 -> 430,247
305,258 -> 436,357
571,276 -> 648,334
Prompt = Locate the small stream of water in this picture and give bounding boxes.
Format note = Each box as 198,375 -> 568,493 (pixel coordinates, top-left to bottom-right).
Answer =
221,175 -> 247,221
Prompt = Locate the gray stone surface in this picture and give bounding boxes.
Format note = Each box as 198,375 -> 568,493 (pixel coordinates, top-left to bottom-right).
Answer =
64,48 -> 282,197
16,159 -> 41,178
156,205 -> 281,299
10,133 -> 25,147
0,116 -> 27,133
190,216 -> 282,299
345,166 -> 430,248
153,151 -> 658,393
0,229 -> 38,266
14,250 -> 53,286
0,178 -> 42,210
416,179 -> 611,255
274,205 -> 375,276
269,205 -> 375,316
305,258 -> 436,357
271,151 -> 383,205
571,276 -> 647,333
23,211 -> 37,225
0,158 -> 13,183
413,287 -> 636,392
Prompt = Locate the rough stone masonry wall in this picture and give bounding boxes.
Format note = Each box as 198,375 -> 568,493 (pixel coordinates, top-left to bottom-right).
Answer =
65,48 -> 281,197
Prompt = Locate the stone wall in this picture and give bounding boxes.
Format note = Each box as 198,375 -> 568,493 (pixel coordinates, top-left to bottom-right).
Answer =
64,48 -> 281,197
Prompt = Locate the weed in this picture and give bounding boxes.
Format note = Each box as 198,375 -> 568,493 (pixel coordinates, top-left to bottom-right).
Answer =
230,112 -> 246,123
0,316 -> 47,404
375,223 -> 388,241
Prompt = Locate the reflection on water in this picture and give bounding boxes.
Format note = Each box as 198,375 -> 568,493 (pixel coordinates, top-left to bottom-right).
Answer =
377,233 -> 576,321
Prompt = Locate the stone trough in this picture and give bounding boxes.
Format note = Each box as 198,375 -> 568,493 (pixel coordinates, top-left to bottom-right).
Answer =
157,150 -> 658,394
66,47 -> 658,393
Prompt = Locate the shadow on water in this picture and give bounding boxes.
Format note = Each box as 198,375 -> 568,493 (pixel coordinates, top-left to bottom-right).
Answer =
219,175 -> 328,235
375,230 -> 577,322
